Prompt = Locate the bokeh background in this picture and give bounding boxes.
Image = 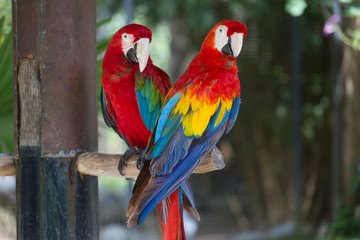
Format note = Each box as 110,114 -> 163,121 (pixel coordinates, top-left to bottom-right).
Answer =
1,0 -> 360,239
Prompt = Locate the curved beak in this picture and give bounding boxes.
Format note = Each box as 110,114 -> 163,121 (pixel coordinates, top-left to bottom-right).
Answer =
221,33 -> 244,59
125,38 -> 150,73
135,38 -> 150,73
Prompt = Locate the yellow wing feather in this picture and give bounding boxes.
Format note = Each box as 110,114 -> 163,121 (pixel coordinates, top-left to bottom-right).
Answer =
172,87 -> 234,138
213,97 -> 233,127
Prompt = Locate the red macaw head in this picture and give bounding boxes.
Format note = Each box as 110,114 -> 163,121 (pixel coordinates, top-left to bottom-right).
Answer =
203,20 -> 247,61
109,24 -> 152,72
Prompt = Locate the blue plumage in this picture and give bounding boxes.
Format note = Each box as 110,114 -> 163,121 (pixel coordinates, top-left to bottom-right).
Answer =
155,93 -> 182,142
226,97 -> 241,133
134,95 -> 241,223
136,79 -> 164,132
137,123 -> 227,224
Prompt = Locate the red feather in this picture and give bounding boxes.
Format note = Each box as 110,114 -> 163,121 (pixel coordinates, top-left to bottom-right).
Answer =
126,20 -> 247,232
101,24 -> 186,239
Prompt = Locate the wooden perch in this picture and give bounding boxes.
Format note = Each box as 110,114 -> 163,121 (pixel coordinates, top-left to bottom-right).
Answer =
0,147 -> 225,178
0,155 -> 15,176
77,147 -> 225,179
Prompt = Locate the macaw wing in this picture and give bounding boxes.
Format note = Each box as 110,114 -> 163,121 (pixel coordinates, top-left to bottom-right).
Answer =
135,72 -> 170,132
226,97 -> 241,133
127,90 -> 241,225
144,92 -> 188,176
100,88 -> 130,147
146,81 -> 238,176
101,88 -> 118,133
128,118 -> 229,226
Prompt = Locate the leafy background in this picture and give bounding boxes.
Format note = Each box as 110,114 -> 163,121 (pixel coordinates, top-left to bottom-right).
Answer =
0,0 -> 13,153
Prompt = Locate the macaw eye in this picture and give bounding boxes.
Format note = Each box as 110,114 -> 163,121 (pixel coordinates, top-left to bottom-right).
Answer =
218,26 -> 226,34
122,33 -> 128,40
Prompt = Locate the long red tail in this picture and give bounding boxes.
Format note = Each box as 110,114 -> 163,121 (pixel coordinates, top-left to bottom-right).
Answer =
156,188 -> 186,240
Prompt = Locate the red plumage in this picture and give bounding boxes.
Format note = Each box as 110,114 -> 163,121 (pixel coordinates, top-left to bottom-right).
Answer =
168,20 -> 246,100
101,24 -> 187,240
101,24 -> 170,148
126,20 -> 247,233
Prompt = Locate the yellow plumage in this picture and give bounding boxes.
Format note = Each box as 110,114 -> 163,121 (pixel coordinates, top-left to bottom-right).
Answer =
214,97 -> 233,127
173,89 -> 234,137
174,91 -> 191,115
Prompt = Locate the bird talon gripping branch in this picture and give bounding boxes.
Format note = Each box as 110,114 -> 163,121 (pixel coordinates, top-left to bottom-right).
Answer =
118,157 -> 127,176
136,155 -> 145,170
118,147 -> 143,175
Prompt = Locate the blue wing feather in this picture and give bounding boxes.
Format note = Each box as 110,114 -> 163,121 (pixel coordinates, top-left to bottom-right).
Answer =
129,69 -> 241,226
180,181 -> 195,208
136,77 -> 166,132
226,97 -> 241,133
155,93 -> 182,142
137,123 -> 227,224
149,93 -> 239,177
151,127 -> 193,176
136,88 -> 148,127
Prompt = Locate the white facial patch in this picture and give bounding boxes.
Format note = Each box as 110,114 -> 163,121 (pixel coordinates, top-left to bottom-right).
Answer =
121,33 -> 136,55
215,25 -> 228,53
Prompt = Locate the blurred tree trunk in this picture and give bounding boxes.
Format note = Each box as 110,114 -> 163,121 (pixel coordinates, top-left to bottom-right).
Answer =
341,17 -> 360,206
229,11 -> 334,229
169,17 -> 192,82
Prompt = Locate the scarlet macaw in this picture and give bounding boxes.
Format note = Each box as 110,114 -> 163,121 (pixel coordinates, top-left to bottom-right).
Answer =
127,20 -> 247,231
100,24 -> 197,239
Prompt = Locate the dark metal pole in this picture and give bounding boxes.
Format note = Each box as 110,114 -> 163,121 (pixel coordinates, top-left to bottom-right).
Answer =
331,0 -> 343,220
12,1 -> 98,239
291,16 -> 303,234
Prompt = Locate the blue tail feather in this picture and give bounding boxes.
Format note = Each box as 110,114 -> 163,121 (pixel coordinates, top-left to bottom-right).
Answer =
137,124 -> 227,224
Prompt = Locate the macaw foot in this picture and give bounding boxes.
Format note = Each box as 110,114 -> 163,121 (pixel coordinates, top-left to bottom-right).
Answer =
118,147 -> 143,175
136,155 -> 146,170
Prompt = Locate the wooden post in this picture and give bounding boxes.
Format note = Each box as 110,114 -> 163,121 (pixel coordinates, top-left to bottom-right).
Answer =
12,1 -> 98,239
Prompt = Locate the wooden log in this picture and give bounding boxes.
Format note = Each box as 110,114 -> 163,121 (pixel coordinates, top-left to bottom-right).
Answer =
77,147 -> 224,179
0,154 -> 15,176
0,147 -> 225,178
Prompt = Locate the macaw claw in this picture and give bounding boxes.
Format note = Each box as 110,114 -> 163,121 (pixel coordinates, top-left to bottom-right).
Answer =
118,147 -> 143,175
136,156 -> 146,170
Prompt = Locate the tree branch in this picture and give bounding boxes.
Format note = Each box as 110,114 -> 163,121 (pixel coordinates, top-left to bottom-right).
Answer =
0,154 -> 15,176
0,147 -> 225,178
77,147 -> 224,179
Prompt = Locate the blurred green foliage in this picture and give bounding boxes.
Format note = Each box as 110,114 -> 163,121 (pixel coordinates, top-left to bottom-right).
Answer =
0,0 -> 11,34
326,207 -> 360,238
285,0 -> 308,17
96,17 -> 113,105
0,14 -> 14,153
97,0 -> 334,147
345,2 -> 360,17
100,0 -> 242,49
325,0 -> 360,50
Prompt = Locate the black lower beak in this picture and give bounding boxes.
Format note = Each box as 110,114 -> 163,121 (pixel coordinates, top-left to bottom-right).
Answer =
126,43 -> 138,62
221,37 -> 233,57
